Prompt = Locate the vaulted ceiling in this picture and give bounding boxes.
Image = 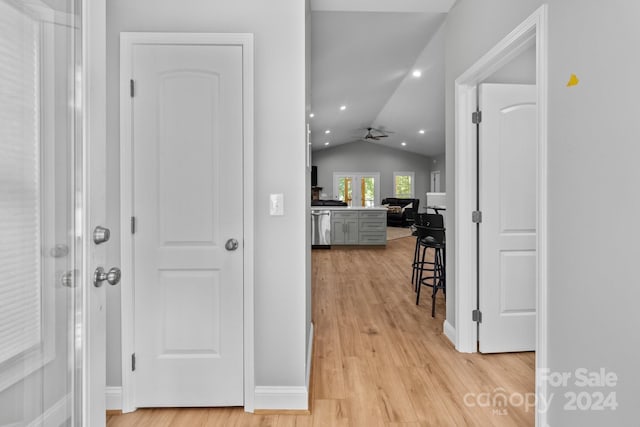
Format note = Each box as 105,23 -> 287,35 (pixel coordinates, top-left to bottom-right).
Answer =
309,0 -> 454,157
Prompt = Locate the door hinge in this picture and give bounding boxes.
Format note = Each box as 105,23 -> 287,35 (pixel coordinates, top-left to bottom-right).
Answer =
472,210 -> 482,223
131,216 -> 136,234
131,353 -> 136,371
472,110 -> 482,124
130,79 -> 135,98
472,309 -> 482,323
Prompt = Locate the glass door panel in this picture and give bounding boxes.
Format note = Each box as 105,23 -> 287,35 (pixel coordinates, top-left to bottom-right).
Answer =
0,0 -> 83,425
334,173 -> 380,207
337,176 -> 353,206
360,176 -> 376,207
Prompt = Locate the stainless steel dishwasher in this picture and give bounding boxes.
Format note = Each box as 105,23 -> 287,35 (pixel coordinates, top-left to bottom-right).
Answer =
311,210 -> 331,248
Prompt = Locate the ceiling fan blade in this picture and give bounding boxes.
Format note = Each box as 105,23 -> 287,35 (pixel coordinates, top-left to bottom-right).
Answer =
377,134 -> 389,138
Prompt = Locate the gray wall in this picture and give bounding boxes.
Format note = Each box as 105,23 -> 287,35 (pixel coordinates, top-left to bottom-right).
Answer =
312,141 -> 436,209
105,0 -> 309,394
484,43 -> 536,84
446,0 -> 640,424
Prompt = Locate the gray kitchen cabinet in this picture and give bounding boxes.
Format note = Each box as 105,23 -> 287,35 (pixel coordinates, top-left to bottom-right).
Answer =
358,210 -> 386,245
331,211 -> 359,244
329,209 -> 386,246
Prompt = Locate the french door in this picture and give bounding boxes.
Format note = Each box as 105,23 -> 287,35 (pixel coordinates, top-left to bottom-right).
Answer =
0,0 -> 106,425
333,173 -> 380,207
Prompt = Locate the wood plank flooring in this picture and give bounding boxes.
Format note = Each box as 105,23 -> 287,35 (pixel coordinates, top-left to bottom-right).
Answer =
107,237 -> 534,426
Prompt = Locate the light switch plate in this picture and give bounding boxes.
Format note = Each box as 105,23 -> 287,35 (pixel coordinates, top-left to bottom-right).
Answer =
270,193 -> 284,216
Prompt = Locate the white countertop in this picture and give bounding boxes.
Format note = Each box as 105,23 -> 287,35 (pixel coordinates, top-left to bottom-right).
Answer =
310,205 -> 387,211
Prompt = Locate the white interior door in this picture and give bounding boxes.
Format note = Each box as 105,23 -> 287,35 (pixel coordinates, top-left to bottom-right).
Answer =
129,40 -> 244,407
478,83 -> 536,353
430,171 -> 441,192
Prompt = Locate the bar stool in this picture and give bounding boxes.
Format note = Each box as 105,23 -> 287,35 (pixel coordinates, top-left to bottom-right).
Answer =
413,214 -> 446,317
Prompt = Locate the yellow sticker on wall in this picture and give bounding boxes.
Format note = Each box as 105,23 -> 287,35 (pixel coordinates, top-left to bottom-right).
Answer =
566,74 -> 579,87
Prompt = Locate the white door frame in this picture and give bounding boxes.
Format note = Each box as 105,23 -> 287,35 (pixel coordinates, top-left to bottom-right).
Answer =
453,4 -> 547,425
119,32 -> 255,413
83,0 -> 107,425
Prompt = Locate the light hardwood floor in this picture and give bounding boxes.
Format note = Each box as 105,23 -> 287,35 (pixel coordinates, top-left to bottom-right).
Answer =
107,237 -> 535,427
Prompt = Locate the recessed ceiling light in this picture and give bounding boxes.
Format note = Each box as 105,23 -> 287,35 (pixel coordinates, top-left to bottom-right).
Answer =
324,142 -> 330,146
325,129 -> 331,134
401,142 -> 407,146
309,113 -> 314,118
412,70 -> 422,78
340,105 -> 346,111
418,129 -> 425,134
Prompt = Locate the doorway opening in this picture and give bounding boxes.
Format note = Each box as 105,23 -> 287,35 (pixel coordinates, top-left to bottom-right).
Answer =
453,4 -> 548,424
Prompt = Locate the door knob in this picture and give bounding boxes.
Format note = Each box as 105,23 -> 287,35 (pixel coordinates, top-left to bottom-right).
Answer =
93,226 -> 111,244
225,238 -> 239,251
94,267 -> 122,287
61,270 -> 77,288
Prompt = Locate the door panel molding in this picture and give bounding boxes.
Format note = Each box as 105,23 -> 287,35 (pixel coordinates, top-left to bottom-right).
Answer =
119,32 -> 254,413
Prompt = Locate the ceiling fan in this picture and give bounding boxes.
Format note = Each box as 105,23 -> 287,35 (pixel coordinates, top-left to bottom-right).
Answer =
362,127 -> 389,141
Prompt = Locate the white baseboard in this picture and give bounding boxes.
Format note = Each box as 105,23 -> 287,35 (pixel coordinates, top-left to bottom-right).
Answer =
27,394 -> 70,427
105,386 -> 123,410
443,319 -> 456,347
306,322 -> 314,389
108,323 -> 315,413
254,386 -> 308,410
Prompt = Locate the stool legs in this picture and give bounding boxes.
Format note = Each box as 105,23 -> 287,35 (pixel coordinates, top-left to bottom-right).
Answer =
411,237 -> 421,290
415,245 -> 446,317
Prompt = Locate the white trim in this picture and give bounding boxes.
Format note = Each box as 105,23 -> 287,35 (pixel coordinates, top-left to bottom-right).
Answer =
26,393 -> 72,427
392,171 -> 415,198
453,5 -> 548,426
443,320 -> 456,346
105,387 -> 123,411
254,387 -> 309,411
305,322 -> 314,389
310,0 -> 455,13
83,0 -> 107,425
534,7 -> 549,427
119,32 -> 255,414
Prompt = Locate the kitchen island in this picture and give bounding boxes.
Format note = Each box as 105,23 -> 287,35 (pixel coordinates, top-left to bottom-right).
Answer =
311,206 -> 387,246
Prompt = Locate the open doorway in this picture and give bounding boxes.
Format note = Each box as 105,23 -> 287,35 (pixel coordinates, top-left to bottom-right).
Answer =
454,4 -> 548,422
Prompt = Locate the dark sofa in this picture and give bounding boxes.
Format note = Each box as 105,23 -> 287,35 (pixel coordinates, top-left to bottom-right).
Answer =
381,198 -> 419,227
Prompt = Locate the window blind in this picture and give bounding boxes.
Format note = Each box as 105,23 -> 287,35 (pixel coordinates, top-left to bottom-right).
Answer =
0,1 -> 42,365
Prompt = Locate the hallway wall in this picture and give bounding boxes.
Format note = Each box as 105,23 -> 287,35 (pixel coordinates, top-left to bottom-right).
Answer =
105,0 -> 309,403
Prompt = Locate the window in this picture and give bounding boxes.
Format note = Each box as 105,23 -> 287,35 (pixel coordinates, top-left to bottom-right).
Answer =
333,173 -> 380,206
393,172 -> 415,198
0,1 -> 42,367
0,1 -> 55,392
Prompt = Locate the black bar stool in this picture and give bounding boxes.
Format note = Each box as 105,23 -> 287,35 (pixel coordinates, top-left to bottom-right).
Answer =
412,214 -> 446,317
